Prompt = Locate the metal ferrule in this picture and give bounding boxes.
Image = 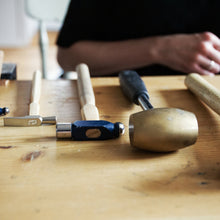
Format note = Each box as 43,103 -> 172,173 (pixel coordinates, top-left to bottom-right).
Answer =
42,116 -> 57,124
56,123 -> 72,138
118,122 -> 125,135
137,94 -> 153,110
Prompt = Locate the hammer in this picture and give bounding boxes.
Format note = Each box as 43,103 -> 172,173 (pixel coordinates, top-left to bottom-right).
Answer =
119,70 -> 198,152
56,63 -> 125,140
3,70 -> 56,126
185,73 -> 220,115
0,50 -> 17,86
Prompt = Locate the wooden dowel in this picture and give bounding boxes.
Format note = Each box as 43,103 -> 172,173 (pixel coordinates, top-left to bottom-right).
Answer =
185,73 -> 220,115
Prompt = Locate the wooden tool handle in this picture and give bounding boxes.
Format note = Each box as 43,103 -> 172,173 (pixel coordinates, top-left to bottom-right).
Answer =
76,63 -> 99,120
29,70 -> 42,115
185,73 -> 220,115
0,50 -> 4,76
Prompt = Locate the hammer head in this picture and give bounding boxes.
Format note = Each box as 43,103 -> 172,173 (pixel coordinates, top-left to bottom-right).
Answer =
129,108 -> 198,152
0,50 -> 16,85
1,63 -> 17,80
3,115 -> 56,126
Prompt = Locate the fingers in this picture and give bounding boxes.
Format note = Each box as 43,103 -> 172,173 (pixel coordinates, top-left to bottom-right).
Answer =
197,54 -> 220,74
157,32 -> 220,75
193,63 -> 215,76
195,32 -> 220,74
199,32 -> 220,51
206,46 -> 220,64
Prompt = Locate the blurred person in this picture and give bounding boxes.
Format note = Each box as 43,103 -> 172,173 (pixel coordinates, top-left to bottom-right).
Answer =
57,0 -> 220,76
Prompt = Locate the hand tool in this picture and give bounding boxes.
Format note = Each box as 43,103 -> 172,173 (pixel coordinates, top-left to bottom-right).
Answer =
119,70 -> 198,152
3,70 -> 56,126
185,73 -> 220,115
56,63 -> 125,140
0,50 -> 3,78
0,107 -> 9,116
56,120 -> 124,140
0,50 -> 16,86
1,63 -> 17,80
76,63 -> 99,120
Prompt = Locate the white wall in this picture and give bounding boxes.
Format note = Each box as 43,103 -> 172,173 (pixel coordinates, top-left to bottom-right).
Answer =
0,0 -> 67,47
0,0 -> 37,47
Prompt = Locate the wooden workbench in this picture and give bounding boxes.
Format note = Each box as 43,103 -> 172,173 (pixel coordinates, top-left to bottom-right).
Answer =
0,75 -> 220,220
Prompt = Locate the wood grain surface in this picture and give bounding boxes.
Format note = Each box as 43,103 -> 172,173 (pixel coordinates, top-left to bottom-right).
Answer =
0,75 -> 220,220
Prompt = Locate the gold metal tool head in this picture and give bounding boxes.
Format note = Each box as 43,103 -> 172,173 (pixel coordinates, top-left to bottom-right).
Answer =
129,108 -> 198,152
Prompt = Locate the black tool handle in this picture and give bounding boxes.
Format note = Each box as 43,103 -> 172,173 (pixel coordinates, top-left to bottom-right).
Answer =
0,107 -> 9,116
119,70 -> 153,109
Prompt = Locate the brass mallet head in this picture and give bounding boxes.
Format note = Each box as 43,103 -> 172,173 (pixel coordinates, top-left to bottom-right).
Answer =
119,70 -> 198,152
129,108 -> 198,152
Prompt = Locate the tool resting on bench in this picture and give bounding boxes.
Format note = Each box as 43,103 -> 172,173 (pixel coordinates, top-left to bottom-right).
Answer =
4,70 -> 56,126
56,63 -> 124,140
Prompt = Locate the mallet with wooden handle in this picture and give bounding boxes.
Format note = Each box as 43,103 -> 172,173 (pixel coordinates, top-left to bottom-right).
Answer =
4,70 -> 56,126
185,73 -> 220,115
56,63 -> 124,140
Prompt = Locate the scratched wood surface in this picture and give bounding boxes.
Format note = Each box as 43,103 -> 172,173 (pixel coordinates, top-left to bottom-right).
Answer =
0,76 -> 220,220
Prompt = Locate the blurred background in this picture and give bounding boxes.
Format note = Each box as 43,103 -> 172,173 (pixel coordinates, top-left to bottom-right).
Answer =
0,0 -> 70,80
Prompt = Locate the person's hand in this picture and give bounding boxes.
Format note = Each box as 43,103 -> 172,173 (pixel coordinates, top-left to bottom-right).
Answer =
156,32 -> 220,76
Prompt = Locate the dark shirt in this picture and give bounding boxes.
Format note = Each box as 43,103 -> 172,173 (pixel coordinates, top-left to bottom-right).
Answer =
57,0 -> 220,75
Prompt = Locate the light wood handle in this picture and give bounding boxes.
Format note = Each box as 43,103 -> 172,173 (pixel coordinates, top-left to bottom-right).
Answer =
0,50 -> 4,77
29,70 -> 42,115
185,73 -> 220,115
76,63 -> 99,120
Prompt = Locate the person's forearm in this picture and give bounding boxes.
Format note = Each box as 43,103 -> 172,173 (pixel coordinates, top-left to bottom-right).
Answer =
57,37 -> 160,76
58,32 -> 220,76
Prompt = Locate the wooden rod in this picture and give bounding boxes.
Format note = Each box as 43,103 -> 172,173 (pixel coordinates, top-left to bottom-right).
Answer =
185,73 -> 220,115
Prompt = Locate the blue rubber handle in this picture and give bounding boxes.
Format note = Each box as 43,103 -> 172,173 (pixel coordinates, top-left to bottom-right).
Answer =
0,107 -> 9,116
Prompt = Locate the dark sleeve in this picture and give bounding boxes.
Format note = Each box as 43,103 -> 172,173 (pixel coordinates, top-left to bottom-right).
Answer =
56,0 -> 123,47
57,0 -> 93,47
57,0 -> 218,47
56,0 -> 167,48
